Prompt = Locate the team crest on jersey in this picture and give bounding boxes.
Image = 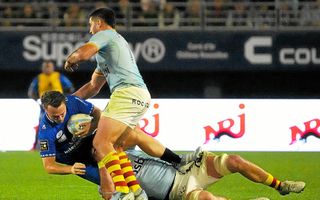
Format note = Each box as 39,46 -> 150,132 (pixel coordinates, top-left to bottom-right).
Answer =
40,140 -> 48,151
42,125 -> 46,129
56,130 -> 67,143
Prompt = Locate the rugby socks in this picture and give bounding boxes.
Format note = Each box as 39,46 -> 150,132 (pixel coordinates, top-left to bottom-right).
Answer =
264,173 -> 281,190
98,151 -> 129,194
160,148 -> 182,164
118,151 -> 141,193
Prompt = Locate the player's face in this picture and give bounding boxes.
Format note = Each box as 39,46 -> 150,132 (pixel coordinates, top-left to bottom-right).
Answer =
45,103 -> 67,124
89,17 -> 100,35
42,61 -> 54,75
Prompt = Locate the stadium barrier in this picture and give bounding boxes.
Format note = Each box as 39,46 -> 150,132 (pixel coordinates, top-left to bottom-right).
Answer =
1,99 -> 319,151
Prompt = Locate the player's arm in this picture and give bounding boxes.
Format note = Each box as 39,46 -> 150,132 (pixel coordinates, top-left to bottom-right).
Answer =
41,156 -> 86,175
73,106 -> 101,138
89,106 -> 101,133
64,42 -> 98,72
60,74 -> 75,94
73,71 -> 106,99
27,79 -> 38,101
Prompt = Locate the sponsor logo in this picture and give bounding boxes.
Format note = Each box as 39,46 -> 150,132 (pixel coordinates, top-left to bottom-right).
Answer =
176,42 -> 228,60
56,130 -> 67,143
140,103 -> 159,137
245,36 -> 320,66
203,104 -> 246,144
244,36 -> 272,64
132,98 -> 149,108
40,140 -> 48,151
280,48 -> 320,65
289,118 -> 320,145
22,33 -> 89,67
130,38 -> 165,63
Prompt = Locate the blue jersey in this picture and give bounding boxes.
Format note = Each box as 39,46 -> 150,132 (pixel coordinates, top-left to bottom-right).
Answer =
89,30 -> 147,92
38,95 -> 95,165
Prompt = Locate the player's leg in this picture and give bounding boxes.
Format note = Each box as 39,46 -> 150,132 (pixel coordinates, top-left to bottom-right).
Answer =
93,116 -> 133,199
122,127 -> 201,166
224,154 -> 305,195
96,86 -> 150,200
186,189 -> 228,200
131,127 -> 182,163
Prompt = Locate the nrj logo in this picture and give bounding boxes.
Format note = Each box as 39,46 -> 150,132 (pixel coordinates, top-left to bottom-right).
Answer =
203,104 -> 246,144
139,103 -> 159,137
289,118 -> 320,145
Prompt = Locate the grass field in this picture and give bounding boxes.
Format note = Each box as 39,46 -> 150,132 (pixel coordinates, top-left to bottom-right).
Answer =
0,151 -> 319,200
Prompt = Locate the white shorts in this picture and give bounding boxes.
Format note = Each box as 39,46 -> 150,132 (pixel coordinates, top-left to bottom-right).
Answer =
169,152 -> 231,200
102,86 -> 151,129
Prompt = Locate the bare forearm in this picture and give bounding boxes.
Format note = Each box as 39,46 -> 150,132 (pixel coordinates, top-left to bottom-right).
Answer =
45,163 -> 72,175
66,44 -> 97,65
90,107 -> 101,133
66,50 -> 84,65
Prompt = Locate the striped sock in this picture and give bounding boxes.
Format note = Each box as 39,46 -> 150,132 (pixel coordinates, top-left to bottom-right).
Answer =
264,173 -> 281,190
119,151 -> 141,193
98,151 -> 129,194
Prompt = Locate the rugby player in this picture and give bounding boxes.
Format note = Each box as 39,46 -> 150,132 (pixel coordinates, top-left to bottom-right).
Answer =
64,7 -> 156,199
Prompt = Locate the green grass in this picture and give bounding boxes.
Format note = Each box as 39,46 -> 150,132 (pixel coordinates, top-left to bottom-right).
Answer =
0,151 -> 319,200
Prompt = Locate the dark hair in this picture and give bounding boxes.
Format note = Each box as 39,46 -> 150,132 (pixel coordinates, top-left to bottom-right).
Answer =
41,91 -> 66,109
89,7 -> 115,28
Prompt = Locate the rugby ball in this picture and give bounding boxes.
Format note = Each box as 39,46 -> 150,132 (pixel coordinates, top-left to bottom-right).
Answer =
67,114 -> 93,135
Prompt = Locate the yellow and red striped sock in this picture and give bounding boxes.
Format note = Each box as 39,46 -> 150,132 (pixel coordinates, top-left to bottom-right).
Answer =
119,151 -> 141,193
98,151 -> 129,194
264,174 -> 281,190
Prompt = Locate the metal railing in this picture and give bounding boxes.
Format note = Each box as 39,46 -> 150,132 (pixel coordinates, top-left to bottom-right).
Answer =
0,1 -> 319,31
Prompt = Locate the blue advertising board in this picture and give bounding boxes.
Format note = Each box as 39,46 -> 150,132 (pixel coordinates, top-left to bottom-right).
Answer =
0,31 -> 319,71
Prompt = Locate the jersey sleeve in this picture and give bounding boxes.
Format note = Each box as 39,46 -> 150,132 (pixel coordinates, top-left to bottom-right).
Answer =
38,125 -> 57,158
89,31 -> 110,50
29,77 -> 39,94
59,74 -> 74,90
69,95 -> 94,115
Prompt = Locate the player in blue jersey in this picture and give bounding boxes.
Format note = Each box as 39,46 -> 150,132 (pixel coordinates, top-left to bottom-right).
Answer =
63,7 -> 179,200
38,91 -> 101,178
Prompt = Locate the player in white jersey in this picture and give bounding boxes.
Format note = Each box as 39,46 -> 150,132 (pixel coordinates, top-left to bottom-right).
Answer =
125,149 -> 305,200
63,7 -> 189,200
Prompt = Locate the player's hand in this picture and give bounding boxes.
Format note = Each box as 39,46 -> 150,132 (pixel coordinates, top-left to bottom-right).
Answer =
100,191 -> 113,200
71,162 -> 86,175
64,60 -> 79,72
74,121 -> 91,138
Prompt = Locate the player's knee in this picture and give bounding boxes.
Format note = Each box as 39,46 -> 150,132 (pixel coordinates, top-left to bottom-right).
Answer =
226,154 -> 245,173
